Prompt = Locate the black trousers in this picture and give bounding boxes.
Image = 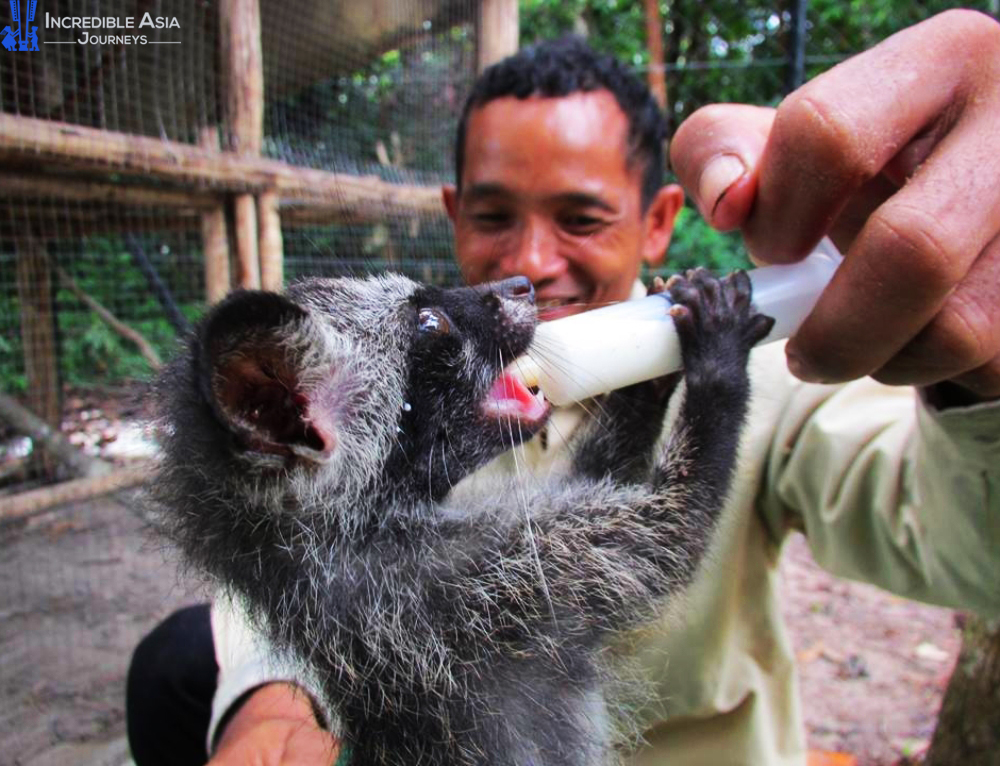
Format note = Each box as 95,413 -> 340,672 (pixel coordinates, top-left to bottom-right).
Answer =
126,603 -> 219,766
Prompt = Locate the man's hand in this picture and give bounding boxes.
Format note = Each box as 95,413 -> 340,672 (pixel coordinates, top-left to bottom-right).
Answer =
670,10 -> 1000,400
210,683 -> 340,766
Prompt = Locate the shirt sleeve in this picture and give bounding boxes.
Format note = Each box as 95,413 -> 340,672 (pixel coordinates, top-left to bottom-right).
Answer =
757,377 -> 1000,617
207,596 -> 335,752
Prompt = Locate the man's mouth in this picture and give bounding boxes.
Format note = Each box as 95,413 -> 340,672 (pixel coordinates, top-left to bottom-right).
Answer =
535,296 -> 583,322
481,371 -> 549,424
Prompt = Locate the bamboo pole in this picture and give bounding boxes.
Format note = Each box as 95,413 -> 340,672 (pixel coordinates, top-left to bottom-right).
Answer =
220,0 -> 265,290
203,204 -> 231,303
0,198 -> 441,234
0,210 -> 204,236
234,194 -> 260,289
0,113 -> 443,214
258,189 -> 283,291
0,172 -> 221,210
643,0 -> 668,109
219,0 -> 264,157
199,126 -> 232,304
476,0 -> 519,72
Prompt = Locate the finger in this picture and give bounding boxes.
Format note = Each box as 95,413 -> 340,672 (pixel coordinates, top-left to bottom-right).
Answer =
787,114 -> 1000,384
944,355 -> 1000,401
870,232 -> 1000,396
826,174 -> 899,255
669,104 -> 774,230
744,10 -> 1000,264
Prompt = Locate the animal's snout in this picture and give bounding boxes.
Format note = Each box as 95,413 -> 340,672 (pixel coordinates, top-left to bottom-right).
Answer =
493,276 -> 535,305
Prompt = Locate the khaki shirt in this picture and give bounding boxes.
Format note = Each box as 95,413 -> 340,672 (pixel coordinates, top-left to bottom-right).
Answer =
464,334 -> 1000,766
212,298 -> 1000,764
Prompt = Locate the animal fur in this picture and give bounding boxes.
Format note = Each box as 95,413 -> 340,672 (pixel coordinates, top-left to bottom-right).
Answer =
151,269 -> 773,766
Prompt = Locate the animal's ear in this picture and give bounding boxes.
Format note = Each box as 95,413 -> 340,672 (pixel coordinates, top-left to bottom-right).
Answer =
198,291 -> 332,461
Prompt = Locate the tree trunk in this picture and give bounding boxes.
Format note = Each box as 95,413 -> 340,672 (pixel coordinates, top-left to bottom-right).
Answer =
924,614 -> 1000,765
643,0 -> 667,109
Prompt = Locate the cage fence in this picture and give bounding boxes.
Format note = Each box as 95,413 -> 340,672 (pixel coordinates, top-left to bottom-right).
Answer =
0,1 -> 992,763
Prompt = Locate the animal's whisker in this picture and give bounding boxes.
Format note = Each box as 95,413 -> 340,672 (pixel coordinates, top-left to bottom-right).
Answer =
150,270 -> 760,766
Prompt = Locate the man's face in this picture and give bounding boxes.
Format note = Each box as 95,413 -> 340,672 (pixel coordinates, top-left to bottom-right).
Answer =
444,90 -> 682,321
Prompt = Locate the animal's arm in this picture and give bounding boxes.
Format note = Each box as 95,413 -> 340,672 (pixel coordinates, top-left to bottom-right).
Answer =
569,373 -> 680,485
569,285 -> 679,486
433,271 -> 772,653
432,479 -> 717,654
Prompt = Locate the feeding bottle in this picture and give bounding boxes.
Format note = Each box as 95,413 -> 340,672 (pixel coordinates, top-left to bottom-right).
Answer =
510,238 -> 843,406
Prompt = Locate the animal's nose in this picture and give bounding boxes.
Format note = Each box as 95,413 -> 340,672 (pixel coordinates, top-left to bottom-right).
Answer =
493,276 -> 535,305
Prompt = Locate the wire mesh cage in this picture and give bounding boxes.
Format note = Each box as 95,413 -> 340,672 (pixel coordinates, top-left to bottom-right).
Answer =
1,2 -> 483,762
0,1 -> 992,763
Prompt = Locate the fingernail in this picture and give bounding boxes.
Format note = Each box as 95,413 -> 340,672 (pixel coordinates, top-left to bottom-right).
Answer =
698,154 -> 746,220
787,348 -> 821,383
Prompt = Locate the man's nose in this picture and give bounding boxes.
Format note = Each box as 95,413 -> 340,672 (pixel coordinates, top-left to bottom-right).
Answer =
504,218 -> 564,283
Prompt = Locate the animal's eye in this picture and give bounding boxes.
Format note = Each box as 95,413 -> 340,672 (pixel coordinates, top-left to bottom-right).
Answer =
417,308 -> 451,335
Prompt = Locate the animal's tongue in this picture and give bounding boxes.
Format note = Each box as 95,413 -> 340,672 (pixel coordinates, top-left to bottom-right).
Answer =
484,371 -> 548,423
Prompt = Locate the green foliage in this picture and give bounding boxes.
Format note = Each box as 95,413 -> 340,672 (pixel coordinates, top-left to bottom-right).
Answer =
650,205 -> 750,279
5,2 -> 990,394
55,309 -> 194,387
517,0 -> 985,284
0,329 -> 27,393
264,28 -> 475,179
519,0 -> 985,132
0,235 -> 205,391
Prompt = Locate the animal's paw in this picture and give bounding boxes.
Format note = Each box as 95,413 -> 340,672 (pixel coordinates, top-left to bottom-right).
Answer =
665,268 -> 775,376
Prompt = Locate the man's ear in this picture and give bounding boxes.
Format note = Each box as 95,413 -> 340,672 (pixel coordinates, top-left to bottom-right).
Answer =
641,183 -> 685,268
442,184 -> 459,224
198,291 -> 332,460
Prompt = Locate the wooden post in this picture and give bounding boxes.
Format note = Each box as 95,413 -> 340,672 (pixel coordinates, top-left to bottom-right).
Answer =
234,194 -> 261,289
477,0 -> 519,72
219,0 -> 264,157
0,465 -> 149,523
0,172 -> 222,209
643,0 -> 668,109
220,0 -> 264,289
203,204 -> 232,302
258,189 -> 283,291
199,126 -> 231,304
0,114 -> 445,216
14,233 -> 61,476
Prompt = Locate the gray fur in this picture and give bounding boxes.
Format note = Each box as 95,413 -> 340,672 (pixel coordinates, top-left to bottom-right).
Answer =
150,270 -> 773,766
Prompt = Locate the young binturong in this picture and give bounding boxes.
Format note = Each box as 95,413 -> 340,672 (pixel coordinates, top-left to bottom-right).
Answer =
151,268 -> 774,766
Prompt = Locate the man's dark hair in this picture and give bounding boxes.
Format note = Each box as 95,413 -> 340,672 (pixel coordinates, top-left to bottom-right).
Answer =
455,36 -> 666,211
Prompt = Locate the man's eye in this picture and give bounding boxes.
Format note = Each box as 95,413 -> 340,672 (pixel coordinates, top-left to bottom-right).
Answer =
560,214 -> 605,234
470,211 -> 513,230
417,308 -> 452,335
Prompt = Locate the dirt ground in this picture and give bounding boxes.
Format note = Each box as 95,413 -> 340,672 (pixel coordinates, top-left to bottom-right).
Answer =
778,534 -> 960,764
0,492 -> 962,766
0,388 -> 962,765
0,490 -> 204,766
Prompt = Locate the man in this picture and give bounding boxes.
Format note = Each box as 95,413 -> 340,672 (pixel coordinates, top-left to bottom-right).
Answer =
128,10 -> 1000,765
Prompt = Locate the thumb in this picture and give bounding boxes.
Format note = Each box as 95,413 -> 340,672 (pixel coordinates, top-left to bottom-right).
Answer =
669,104 -> 774,231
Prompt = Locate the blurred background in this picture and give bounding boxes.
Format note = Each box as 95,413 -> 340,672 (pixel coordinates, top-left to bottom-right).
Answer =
0,2 -> 993,764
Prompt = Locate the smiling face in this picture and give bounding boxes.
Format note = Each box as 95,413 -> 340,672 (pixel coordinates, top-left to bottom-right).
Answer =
445,90 -> 683,320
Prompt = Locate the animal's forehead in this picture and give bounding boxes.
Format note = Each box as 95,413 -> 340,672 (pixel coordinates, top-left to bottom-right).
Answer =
287,274 -> 419,326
